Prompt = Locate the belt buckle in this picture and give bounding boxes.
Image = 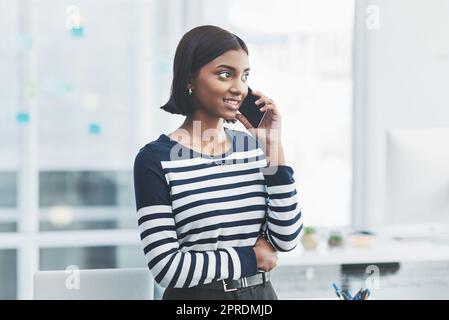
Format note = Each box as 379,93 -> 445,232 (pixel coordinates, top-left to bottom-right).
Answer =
222,280 -> 237,292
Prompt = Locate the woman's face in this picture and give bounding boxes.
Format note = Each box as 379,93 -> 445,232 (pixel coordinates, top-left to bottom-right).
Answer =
190,49 -> 250,121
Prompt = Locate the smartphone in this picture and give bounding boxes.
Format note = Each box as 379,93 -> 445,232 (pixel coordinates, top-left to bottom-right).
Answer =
238,87 -> 267,128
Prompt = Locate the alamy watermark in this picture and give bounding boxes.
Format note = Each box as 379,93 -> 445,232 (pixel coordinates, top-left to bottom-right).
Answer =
366,5 -> 380,30
167,120 -> 282,175
65,265 -> 80,290
365,264 -> 381,290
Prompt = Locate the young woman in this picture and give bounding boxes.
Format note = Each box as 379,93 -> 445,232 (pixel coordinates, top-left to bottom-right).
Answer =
133,25 -> 303,300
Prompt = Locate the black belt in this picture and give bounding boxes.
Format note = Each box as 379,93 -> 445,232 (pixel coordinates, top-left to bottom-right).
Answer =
193,272 -> 270,292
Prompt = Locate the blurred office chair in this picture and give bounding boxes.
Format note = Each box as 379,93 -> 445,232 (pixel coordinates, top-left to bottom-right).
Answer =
33,267 -> 154,300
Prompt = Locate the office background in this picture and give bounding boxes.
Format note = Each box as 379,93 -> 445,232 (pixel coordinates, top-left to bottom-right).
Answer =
1,0 -> 448,299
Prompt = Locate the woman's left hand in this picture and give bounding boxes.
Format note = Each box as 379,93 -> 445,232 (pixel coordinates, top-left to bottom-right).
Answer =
236,90 -> 281,144
235,90 -> 285,166
235,89 -> 282,145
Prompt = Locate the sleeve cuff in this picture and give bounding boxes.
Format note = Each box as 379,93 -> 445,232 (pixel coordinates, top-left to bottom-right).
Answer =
235,246 -> 258,278
263,165 -> 295,187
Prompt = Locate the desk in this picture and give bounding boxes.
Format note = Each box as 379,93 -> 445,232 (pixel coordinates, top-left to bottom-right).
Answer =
274,235 -> 449,299
279,236 -> 449,266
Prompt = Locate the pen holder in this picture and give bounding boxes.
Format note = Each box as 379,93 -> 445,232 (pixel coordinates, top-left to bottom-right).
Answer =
332,283 -> 371,300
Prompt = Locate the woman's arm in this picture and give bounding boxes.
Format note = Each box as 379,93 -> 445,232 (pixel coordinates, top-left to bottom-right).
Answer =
262,162 -> 303,252
134,146 -> 258,288
236,89 -> 303,252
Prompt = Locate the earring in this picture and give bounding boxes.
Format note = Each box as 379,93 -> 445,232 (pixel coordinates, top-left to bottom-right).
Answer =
188,88 -> 193,96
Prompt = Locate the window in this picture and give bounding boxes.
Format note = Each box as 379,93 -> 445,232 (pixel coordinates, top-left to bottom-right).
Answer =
0,249 -> 17,299
39,171 -> 134,231
0,0 -> 355,299
39,245 -> 146,270
0,173 -> 17,232
203,0 -> 355,227
0,2 -> 19,234
0,0 -> 161,299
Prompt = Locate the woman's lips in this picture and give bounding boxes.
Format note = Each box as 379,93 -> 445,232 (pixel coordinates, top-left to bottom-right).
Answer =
223,99 -> 240,110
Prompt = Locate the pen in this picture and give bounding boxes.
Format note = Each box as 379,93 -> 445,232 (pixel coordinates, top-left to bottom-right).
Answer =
358,288 -> 368,300
364,289 -> 371,300
332,283 -> 343,300
341,290 -> 352,300
354,289 -> 363,300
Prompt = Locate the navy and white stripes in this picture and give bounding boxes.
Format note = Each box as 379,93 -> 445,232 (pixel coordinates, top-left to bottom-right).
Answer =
133,127 -> 303,288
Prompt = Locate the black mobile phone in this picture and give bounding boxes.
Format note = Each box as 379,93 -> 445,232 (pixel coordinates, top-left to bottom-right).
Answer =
238,87 -> 267,128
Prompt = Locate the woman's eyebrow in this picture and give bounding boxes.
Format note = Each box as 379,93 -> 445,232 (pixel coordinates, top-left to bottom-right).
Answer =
215,64 -> 251,71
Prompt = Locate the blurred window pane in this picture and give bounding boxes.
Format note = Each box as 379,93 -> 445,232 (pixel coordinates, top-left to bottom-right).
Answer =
218,0 -> 355,227
0,172 -> 17,232
39,171 -> 132,207
39,245 -> 146,271
34,0 -> 141,167
0,1 -> 19,234
1,0 -> 152,298
38,171 -> 135,231
0,172 -> 17,207
0,249 -> 17,299
32,0 -> 143,230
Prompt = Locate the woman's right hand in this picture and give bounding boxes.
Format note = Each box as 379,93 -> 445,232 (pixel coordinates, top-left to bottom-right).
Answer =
253,235 -> 278,272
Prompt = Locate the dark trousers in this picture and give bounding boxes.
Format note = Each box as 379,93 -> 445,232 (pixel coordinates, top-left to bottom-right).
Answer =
162,281 -> 278,300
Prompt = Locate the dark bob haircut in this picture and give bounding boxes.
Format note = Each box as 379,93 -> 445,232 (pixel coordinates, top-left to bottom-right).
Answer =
160,25 -> 249,124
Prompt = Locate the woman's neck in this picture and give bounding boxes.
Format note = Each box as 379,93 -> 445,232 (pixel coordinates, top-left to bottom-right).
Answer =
180,113 -> 228,146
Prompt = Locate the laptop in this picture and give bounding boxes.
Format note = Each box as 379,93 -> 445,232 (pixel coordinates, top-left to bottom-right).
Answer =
33,267 -> 154,300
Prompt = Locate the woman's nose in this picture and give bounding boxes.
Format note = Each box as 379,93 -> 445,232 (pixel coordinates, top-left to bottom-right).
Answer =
230,81 -> 246,95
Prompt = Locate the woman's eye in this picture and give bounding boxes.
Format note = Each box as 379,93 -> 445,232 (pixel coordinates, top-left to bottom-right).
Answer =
218,71 -> 249,81
219,71 -> 232,79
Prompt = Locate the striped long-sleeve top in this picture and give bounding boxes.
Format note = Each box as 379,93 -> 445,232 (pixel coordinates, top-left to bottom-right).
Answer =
133,127 -> 303,288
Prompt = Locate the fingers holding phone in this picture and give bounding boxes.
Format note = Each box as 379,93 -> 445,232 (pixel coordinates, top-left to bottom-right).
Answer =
236,88 -> 281,129
235,87 -> 267,129
235,87 -> 283,150
251,89 -> 282,129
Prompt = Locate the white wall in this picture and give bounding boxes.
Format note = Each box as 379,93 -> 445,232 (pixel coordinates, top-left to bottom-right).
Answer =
353,0 -> 449,227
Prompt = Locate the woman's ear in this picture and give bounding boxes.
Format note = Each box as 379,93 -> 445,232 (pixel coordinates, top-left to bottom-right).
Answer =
187,78 -> 195,90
